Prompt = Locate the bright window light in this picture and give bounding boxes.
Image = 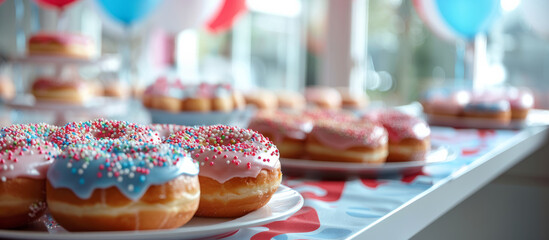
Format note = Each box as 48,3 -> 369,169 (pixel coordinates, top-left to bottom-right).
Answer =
247,0 -> 302,17
501,0 -> 521,12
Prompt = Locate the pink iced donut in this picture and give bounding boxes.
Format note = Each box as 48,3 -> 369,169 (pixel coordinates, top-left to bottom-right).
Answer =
305,119 -> 388,163
363,110 -> 430,162
248,110 -> 313,158
424,89 -> 471,116
0,123 -> 59,229
165,125 -> 282,217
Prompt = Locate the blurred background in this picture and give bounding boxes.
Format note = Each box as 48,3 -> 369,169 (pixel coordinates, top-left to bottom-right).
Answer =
0,0 -> 548,115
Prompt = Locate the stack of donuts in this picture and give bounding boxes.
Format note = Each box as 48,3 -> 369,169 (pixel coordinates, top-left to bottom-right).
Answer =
26,32 -> 103,105
0,119 -> 281,231
27,32 -> 95,59
248,108 -> 430,164
421,86 -> 534,124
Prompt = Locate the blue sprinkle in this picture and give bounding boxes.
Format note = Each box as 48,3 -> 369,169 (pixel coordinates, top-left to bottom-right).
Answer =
139,175 -> 146,182
79,178 -> 85,185
71,168 -> 77,174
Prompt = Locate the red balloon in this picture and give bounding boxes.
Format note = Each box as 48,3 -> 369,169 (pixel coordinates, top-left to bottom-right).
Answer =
206,0 -> 247,33
35,0 -> 78,10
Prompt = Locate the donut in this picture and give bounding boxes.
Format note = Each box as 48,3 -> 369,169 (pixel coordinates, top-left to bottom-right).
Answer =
463,98 -> 511,124
232,89 -> 246,110
46,140 -> 199,231
50,119 -> 162,148
305,119 -> 388,163
143,78 -> 244,113
305,86 -> 342,109
248,110 -> 313,158
87,80 -> 104,97
183,83 -> 238,112
275,90 -> 306,110
244,89 -> 278,111
148,77 -> 185,113
506,87 -> 534,120
363,110 -> 430,162
303,108 -> 358,123
336,87 -> 369,109
0,123 -> 59,229
31,77 -> 91,104
0,76 -> 15,101
166,125 -> 282,218
422,89 -> 470,117
27,32 -> 95,59
103,81 -> 130,99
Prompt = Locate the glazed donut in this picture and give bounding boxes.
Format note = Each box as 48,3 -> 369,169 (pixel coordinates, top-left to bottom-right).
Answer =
47,140 -> 199,231
27,32 -> 95,59
50,119 -> 162,148
305,119 -> 388,163
166,125 -> 282,218
31,77 -> 91,104
364,110 -> 430,162
305,86 -> 342,109
0,123 -> 59,229
248,110 -> 313,158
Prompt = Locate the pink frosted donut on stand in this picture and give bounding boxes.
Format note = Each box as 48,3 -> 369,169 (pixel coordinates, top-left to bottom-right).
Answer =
0,123 -> 59,229
27,32 -> 95,59
165,125 -> 282,218
363,110 -> 431,162
305,119 -> 388,163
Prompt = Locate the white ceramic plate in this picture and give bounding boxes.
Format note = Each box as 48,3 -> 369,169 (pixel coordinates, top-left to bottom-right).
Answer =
0,185 -> 303,240
280,145 -> 458,178
149,107 -> 256,128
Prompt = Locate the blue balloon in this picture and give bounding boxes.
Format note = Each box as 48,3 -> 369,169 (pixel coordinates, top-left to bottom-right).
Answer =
96,0 -> 162,26
436,0 -> 500,39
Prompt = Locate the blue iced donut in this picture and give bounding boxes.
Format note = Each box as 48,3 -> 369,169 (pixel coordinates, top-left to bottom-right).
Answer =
46,139 -> 199,231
